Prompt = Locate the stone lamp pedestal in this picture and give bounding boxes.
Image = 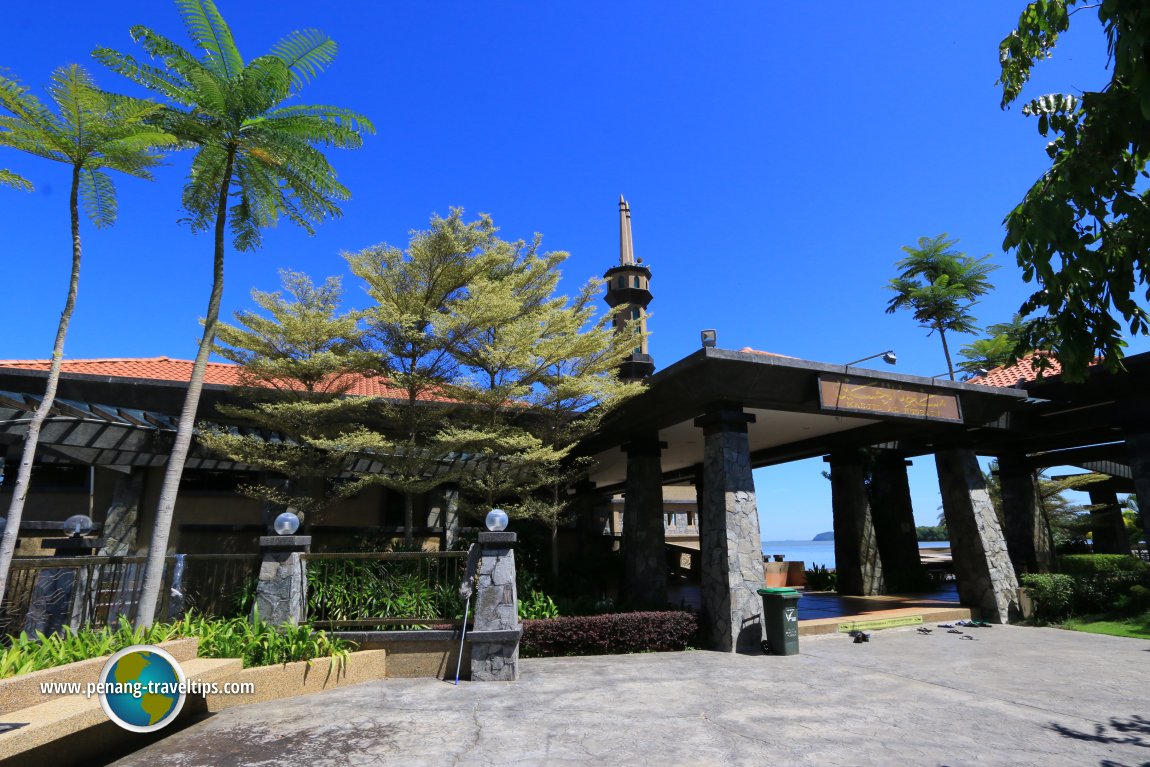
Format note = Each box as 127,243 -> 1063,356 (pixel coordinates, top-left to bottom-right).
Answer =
468,531 -> 522,681
253,535 -> 311,625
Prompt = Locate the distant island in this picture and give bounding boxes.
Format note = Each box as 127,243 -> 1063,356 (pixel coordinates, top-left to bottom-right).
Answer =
812,531 -> 834,541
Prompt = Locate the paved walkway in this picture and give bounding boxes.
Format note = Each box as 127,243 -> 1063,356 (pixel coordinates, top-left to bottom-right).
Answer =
111,625 -> 1150,767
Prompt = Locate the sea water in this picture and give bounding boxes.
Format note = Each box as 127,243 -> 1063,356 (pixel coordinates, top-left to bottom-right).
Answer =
760,540 -> 951,570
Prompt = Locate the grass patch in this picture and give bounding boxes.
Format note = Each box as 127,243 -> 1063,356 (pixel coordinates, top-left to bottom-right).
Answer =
1063,611 -> 1150,640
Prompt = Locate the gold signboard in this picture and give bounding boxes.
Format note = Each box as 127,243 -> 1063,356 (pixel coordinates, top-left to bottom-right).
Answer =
818,375 -> 962,422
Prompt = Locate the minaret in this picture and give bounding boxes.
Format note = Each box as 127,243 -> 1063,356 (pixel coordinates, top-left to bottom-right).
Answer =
604,195 -> 654,381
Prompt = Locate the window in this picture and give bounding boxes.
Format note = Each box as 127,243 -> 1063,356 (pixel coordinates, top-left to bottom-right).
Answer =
632,276 -> 640,288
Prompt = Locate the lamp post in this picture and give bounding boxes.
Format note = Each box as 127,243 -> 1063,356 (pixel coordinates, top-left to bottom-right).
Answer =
843,350 -> 897,370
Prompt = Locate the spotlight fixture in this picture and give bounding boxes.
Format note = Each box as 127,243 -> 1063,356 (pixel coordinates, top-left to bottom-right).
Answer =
700,329 -> 717,349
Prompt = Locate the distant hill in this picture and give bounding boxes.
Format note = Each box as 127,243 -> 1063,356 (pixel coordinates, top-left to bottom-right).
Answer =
812,531 -> 834,541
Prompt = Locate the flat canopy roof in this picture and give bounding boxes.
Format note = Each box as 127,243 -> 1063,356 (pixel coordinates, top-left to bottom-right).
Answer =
579,347 -> 1028,491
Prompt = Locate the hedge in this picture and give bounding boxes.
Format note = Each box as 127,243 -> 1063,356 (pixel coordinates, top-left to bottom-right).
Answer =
1059,554 -> 1150,577
1022,554 -> 1150,622
521,611 -> 698,658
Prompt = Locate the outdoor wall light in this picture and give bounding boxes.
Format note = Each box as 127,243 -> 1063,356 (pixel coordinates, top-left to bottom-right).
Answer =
700,329 -> 717,348
273,511 -> 301,536
62,514 -> 94,537
485,508 -> 509,532
844,350 -> 897,367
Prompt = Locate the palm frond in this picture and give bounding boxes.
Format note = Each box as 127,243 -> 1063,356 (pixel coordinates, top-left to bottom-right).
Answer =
0,123 -> 70,163
176,0 -> 243,80
270,29 -> 337,90
234,56 -> 293,116
182,144 -> 230,230
47,65 -> 102,141
93,46 -> 197,106
79,166 -> 117,228
260,108 -> 375,146
0,169 -> 32,191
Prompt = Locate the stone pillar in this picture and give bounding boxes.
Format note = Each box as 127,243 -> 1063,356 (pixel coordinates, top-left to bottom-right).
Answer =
694,404 -> 763,653
997,454 -> 1055,575
827,451 -> 884,596
935,449 -> 1020,623
253,535 -> 310,625
869,452 -> 923,591
98,468 -> 145,556
470,531 -> 521,682
1125,430 -> 1150,551
621,435 -> 667,606
428,485 -> 460,550
1087,487 -> 1132,556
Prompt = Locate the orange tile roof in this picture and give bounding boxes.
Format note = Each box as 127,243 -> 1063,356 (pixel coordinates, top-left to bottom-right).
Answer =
967,352 -> 1096,388
0,357 -> 450,401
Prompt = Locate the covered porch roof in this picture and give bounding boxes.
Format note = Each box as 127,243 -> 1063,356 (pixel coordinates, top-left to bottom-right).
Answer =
579,347 -> 1029,491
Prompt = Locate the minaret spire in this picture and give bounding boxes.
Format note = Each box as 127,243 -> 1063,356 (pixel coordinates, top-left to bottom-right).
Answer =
604,196 -> 654,381
619,195 -> 634,265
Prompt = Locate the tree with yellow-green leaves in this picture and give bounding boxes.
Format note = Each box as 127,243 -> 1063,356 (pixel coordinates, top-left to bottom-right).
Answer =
198,270 -> 369,528
309,210 -> 509,546
445,231 -> 643,576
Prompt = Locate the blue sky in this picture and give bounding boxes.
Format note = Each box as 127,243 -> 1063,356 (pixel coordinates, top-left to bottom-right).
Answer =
1,2 -> 1135,539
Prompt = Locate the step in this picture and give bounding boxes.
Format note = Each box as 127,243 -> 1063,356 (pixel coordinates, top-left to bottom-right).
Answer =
0,656 -> 242,762
799,606 -> 972,636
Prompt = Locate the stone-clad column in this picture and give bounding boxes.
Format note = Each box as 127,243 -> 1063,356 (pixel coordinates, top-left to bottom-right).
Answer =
470,532 -> 521,682
1126,430 -> 1150,552
694,404 -> 763,653
622,435 -> 667,606
1087,487 -> 1133,556
997,454 -> 1054,575
868,451 -> 922,590
935,449 -> 1020,623
253,535 -> 310,625
827,451 -> 884,596
98,468 -> 145,556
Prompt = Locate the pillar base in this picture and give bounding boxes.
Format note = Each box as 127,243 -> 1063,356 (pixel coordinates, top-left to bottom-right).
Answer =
254,536 -> 311,625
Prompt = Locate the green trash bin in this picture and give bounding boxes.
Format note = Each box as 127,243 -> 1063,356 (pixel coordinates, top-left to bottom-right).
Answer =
757,587 -> 801,655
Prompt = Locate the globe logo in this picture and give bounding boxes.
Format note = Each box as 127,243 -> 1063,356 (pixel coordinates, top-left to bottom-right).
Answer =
97,645 -> 187,732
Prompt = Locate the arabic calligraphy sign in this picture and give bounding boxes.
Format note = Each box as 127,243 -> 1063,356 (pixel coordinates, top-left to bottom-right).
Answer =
818,375 -> 962,422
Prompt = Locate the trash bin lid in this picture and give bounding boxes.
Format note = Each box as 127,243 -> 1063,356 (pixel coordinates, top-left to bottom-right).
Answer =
757,587 -> 799,595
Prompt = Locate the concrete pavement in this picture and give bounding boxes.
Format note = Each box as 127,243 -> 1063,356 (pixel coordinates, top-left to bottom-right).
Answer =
109,624 -> 1150,766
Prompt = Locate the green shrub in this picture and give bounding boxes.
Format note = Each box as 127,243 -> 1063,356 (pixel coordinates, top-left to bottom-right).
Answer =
804,564 -> 836,592
521,611 -> 697,658
1116,584 -> 1150,614
1060,554 -> 1150,577
518,590 -> 560,620
0,619 -> 182,679
1021,573 -> 1077,622
0,614 -> 353,679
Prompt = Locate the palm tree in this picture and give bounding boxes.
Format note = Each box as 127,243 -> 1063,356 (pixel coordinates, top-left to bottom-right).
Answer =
885,234 -> 997,380
94,0 -> 373,627
0,66 -> 173,601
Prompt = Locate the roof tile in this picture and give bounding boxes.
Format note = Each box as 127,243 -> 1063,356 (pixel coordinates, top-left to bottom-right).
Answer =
0,357 -> 452,402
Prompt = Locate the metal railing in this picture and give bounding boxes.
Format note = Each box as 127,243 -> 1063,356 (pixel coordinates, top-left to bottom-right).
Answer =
302,551 -> 467,630
1,553 -> 262,638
